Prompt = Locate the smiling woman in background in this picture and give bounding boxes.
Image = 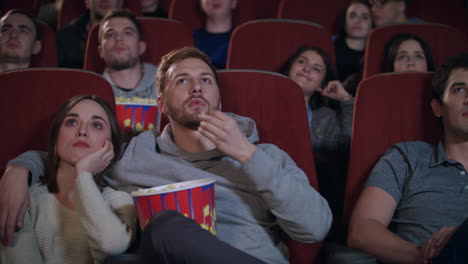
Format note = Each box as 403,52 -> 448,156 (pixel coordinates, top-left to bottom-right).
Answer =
280,46 -> 353,240
0,95 -> 135,264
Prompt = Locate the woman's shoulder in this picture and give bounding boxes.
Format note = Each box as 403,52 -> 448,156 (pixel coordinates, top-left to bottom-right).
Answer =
29,182 -> 48,198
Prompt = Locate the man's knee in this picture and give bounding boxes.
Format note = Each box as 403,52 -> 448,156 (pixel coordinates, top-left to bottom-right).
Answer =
144,210 -> 199,244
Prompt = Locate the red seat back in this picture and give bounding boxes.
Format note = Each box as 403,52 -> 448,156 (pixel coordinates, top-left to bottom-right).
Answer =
255,0 -> 281,18
277,0 -> 350,35
30,21 -> 58,67
0,68 -> 115,175
344,72 -> 442,223
226,19 -> 335,71
0,1 -> 40,17
57,0 -> 143,30
84,17 -> 193,73
159,0 -> 171,12
168,0 -> 256,30
363,23 -> 468,79
407,0 -> 468,34
218,70 -> 320,264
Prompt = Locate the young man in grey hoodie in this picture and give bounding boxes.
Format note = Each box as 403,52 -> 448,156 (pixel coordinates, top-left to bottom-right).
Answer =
0,47 -> 332,263
98,9 -> 160,135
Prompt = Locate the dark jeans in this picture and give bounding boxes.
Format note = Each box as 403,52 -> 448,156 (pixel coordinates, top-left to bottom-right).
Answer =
138,210 -> 266,264
432,218 -> 468,264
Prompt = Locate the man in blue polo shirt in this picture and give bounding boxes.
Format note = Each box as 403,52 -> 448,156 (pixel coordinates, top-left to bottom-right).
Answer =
349,53 -> 468,264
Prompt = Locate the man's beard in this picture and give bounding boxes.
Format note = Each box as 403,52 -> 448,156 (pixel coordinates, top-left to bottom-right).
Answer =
165,96 -> 218,130
0,52 -> 30,65
106,53 -> 139,70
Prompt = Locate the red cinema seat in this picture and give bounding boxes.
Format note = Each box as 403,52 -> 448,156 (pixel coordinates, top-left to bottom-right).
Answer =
57,0 -> 143,30
159,0 -> 171,12
226,19 -> 335,71
363,23 -> 468,79
255,0 -> 281,18
277,0 -> 350,35
56,0 -> 86,30
168,0 -> 256,30
0,68 -> 115,176
407,0 -> 468,35
344,72 -> 442,224
84,17 -> 193,73
218,70 -> 321,264
30,21 -> 58,68
0,1 -> 40,17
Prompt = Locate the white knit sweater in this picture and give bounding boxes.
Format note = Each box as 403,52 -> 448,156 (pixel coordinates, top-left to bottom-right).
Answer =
0,172 -> 136,264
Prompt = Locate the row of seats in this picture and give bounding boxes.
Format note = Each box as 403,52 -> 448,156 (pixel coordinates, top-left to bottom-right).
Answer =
3,0 -> 467,34
57,0 -> 143,30
31,17 -> 468,79
169,0 -> 468,35
0,68 -> 438,263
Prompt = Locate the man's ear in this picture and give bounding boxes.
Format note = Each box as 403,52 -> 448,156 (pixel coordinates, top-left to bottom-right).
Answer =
32,40 -> 42,55
158,96 -> 166,114
397,1 -> 406,15
98,44 -> 103,59
431,99 -> 442,118
139,41 -> 147,56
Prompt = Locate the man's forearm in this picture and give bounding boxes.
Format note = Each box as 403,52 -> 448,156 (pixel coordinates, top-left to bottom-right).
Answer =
7,150 -> 47,184
242,145 -> 332,242
348,219 -> 422,264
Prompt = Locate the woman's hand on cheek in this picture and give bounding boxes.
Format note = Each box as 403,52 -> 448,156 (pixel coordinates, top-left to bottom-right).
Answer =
75,140 -> 114,177
319,80 -> 352,102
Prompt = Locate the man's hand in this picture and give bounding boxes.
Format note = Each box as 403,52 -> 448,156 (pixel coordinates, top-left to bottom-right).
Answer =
198,111 -> 257,164
318,80 -> 352,102
421,226 -> 459,262
0,165 -> 30,246
75,140 -> 114,177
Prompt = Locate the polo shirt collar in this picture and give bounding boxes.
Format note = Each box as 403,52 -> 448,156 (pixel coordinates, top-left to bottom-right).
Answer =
430,141 -> 462,167
430,141 -> 449,167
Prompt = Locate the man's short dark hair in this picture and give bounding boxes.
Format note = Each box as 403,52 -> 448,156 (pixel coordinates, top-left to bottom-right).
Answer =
379,0 -> 410,5
99,9 -> 143,42
156,47 -> 219,96
432,53 -> 468,103
1,9 -> 41,41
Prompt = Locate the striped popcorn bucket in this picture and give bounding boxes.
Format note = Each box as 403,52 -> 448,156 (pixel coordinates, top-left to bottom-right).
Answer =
131,178 -> 216,235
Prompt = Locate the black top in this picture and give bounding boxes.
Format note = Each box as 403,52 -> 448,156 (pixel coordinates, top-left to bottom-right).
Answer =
56,12 -> 90,69
334,36 -> 364,82
143,6 -> 168,18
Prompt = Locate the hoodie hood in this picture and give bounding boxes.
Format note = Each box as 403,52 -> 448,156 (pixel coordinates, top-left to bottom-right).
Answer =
156,112 -> 259,165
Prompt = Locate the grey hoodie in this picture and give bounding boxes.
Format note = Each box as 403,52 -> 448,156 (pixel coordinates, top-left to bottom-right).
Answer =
9,113 -> 332,264
110,113 -> 332,263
